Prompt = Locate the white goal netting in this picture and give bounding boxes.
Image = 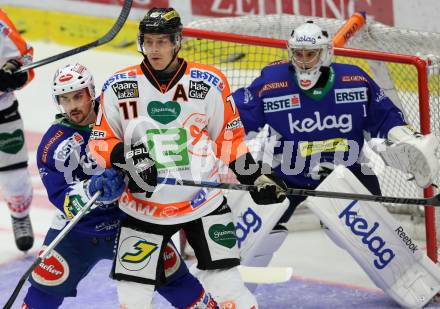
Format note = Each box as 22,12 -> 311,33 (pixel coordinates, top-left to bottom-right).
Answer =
181,15 -> 440,247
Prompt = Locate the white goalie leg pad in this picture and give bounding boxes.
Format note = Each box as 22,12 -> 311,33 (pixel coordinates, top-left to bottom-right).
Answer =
227,189 -> 289,262
0,168 -> 32,218
242,227 -> 289,292
193,266 -> 258,309
372,125 -> 440,188
117,280 -> 154,309
302,165 -> 440,308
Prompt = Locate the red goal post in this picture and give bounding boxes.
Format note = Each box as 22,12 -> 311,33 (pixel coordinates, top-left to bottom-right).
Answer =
181,27 -> 437,262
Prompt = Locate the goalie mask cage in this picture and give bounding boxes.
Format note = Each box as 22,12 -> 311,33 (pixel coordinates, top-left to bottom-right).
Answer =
181,15 -> 440,262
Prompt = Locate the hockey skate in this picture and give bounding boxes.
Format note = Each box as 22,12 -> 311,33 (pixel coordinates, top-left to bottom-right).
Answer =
11,215 -> 34,252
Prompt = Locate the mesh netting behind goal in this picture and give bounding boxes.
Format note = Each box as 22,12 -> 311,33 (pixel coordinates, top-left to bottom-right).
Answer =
181,14 -> 440,259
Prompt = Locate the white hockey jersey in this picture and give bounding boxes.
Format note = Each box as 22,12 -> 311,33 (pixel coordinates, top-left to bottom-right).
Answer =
90,59 -> 248,225
0,9 -> 34,110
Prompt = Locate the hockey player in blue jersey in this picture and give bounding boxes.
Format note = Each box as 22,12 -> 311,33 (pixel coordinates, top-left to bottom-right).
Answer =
232,21 -> 440,307
22,63 -> 218,309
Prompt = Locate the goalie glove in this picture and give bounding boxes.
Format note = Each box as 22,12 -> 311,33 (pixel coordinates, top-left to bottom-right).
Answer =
373,125 -> 440,188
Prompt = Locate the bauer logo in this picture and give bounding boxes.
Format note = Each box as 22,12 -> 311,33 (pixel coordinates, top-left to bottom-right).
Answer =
189,80 -> 211,99
189,69 -> 224,91
339,200 -> 395,269
334,87 -> 368,104
111,81 -> 139,99
263,94 -> 301,113
235,207 -> 262,248
31,248 -> 69,286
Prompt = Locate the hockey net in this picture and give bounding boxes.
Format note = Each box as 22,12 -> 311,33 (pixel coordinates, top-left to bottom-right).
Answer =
180,15 -> 440,261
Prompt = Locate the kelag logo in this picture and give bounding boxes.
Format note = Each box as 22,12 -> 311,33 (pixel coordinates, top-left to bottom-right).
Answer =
235,207 -> 262,248
339,200 -> 395,269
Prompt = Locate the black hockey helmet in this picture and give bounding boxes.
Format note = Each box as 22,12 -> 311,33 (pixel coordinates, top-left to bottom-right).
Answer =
137,7 -> 183,55
139,7 -> 182,36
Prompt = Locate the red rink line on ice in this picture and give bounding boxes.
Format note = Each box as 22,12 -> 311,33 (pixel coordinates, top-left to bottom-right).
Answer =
0,227 -> 46,239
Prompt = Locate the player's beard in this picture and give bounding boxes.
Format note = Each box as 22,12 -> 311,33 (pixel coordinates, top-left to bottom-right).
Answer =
69,109 -> 86,124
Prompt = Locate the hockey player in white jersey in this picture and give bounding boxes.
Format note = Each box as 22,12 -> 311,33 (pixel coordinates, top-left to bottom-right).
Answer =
90,7 -> 287,309
0,8 -> 35,252
232,21 -> 440,308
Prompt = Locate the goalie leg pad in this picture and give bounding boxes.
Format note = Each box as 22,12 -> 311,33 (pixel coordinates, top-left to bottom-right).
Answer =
242,225 -> 288,292
302,165 -> 440,308
194,266 -> 258,309
228,190 -> 288,262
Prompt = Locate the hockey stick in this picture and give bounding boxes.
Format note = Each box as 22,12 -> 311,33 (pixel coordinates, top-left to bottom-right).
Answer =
238,266 -> 293,284
158,177 -> 440,206
15,0 -> 133,74
3,191 -> 101,309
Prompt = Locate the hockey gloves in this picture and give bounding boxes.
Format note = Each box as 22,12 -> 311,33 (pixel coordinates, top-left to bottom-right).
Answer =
63,169 -> 125,219
0,59 -> 28,92
88,168 -> 126,203
251,173 -> 287,205
110,142 -> 157,197
231,153 -> 287,205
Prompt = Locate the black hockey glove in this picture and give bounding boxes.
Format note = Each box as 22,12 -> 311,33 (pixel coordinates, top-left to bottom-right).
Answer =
0,59 -> 28,92
230,153 -> 287,205
110,142 -> 157,198
250,173 -> 287,205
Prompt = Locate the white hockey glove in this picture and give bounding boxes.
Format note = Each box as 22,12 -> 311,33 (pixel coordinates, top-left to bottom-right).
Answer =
373,125 -> 440,188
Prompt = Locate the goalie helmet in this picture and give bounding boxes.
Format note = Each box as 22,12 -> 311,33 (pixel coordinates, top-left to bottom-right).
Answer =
287,21 -> 333,90
52,63 -> 95,112
137,7 -> 183,54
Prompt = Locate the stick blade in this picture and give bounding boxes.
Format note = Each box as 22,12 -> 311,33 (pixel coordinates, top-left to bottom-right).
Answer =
238,266 -> 293,284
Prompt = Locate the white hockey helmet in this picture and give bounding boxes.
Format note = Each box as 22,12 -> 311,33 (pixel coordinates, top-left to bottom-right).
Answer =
287,21 -> 333,90
52,63 -> 95,106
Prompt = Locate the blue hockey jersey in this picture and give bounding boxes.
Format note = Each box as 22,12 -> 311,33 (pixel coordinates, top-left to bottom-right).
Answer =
233,62 -> 406,189
36,114 -> 124,236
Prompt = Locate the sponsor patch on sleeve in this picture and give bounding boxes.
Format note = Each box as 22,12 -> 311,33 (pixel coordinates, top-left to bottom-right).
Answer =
111,81 -> 139,99
53,132 -> 84,162
189,80 -> 211,99
225,117 -> 243,130
263,94 -> 300,113
334,87 -> 368,104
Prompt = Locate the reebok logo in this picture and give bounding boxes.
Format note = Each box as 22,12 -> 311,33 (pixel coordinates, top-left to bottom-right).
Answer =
395,226 -> 418,253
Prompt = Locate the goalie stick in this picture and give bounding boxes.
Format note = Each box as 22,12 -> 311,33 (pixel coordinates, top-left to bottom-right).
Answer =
3,191 -> 101,309
158,177 -> 440,206
238,266 -> 293,284
15,0 -> 133,74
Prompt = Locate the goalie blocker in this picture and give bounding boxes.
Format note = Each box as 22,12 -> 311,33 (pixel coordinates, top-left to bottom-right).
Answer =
302,165 -> 440,308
